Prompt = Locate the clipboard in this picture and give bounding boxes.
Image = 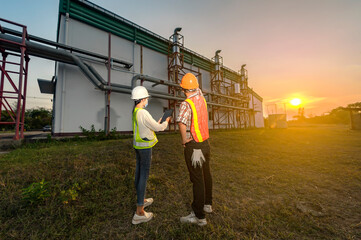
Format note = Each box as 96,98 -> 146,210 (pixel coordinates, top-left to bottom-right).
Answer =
160,109 -> 173,123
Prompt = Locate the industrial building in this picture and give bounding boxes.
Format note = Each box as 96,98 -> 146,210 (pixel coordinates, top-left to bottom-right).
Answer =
0,0 -> 264,139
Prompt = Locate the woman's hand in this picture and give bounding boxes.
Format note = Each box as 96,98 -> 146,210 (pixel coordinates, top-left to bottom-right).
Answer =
158,117 -> 171,123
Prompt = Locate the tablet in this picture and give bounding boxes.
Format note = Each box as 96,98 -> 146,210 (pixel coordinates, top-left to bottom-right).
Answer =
161,109 -> 174,123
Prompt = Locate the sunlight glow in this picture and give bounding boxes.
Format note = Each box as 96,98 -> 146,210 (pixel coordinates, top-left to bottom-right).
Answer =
290,98 -> 302,106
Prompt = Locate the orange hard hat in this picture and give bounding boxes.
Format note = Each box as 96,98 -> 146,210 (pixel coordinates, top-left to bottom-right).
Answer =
180,73 -> 199,90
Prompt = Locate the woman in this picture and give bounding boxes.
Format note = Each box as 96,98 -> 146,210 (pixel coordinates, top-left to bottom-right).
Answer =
131,86 -> 170,225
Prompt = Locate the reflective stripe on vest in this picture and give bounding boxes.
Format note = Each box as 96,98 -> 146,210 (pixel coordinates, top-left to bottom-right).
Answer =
185,96 -> 209,143
133,108 -> 158,149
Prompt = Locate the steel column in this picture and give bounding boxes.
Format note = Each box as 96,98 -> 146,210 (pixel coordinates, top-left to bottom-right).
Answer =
20,55 -> 29,138
105,32 -> 111,135
0,52 -> 7,121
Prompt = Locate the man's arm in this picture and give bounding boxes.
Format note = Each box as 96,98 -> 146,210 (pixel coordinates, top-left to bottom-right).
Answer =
177,101 -> 192,147
178,122 -> 187,145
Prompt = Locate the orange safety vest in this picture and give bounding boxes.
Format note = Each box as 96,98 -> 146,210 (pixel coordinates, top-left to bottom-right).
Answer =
185,95 -> 209,142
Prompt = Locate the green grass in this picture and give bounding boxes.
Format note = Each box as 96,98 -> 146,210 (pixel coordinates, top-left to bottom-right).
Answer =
0,125 -> 360,239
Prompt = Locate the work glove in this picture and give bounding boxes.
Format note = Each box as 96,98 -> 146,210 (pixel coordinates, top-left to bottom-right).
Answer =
191,149 -> 205,168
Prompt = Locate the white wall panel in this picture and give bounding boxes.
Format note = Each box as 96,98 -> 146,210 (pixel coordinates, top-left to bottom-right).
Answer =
142,47 -> 168,80
61,64 -> 104,133
111,34 -> 135,66
252,96 -> 264,128
67,19 -> 108,56
108,93 -> 133,131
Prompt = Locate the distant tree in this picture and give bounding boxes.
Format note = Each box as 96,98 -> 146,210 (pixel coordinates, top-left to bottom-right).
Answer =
25,108 -> 52,130
1,112 -> 11,131
347,102 -> 361,108
0,107 -> 52,131
289,102 -> 360,125
292,107 -> 306,121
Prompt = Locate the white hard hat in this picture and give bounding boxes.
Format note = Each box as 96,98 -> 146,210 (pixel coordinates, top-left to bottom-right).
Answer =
131,86 -> 150,100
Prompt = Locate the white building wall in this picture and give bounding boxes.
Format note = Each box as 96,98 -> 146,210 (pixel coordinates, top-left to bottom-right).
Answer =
54,16 -> 264,135
251,94 -> 265,128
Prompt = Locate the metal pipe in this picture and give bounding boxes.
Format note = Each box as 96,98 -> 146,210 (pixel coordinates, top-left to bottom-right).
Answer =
105,32 -> 111,134
0,33 -> 74,64
172,27 -> 182,66
174,27 -> 182,34
1,29 -> 249,111
215,50 -> 221,72
2,26 -> 132,68
71,55 -> 104,89
85,63 -> 176,100
132,74 -> 178,89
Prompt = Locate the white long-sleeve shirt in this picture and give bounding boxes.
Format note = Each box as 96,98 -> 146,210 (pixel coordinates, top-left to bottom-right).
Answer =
135,108 -> 168,140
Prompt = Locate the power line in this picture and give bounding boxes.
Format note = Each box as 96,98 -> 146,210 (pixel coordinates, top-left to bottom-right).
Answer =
26,96 -> 52,100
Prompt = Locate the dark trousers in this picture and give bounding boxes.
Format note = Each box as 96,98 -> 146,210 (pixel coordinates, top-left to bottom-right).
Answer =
184,139 -> 212,219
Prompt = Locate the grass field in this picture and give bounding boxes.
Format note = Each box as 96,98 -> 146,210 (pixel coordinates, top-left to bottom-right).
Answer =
0,125 -> 360,239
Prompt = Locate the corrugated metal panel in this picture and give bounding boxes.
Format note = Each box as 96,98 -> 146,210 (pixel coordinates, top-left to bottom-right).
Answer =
58,0 -> 242,81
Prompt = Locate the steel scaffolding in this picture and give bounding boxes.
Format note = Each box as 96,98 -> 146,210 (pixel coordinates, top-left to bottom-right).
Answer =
210,52 -> 252,130
167,28 -> 201,131
237,65 -> 251,128
0,18 -> 29,140
210,50 -> 234,129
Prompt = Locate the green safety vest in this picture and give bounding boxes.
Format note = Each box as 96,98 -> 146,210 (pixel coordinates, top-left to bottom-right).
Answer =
133,108 -> 158,149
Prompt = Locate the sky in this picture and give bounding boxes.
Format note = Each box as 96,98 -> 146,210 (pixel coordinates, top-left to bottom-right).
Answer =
1,0 -> 360,119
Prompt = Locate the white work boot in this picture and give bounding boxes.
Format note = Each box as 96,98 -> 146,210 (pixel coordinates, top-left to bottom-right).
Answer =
203,205 -> 213,213
180,211 -> 207,226
144,198 -> 153,208
132,211 -> 153,225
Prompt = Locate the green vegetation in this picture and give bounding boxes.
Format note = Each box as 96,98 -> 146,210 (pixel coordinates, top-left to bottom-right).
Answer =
80,125 -> 121,140
21,179 -> 51,205
1,107 -> 52,131
0,126 -> 360,239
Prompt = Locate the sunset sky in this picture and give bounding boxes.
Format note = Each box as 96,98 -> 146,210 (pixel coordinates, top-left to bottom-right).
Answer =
1,0 -> 360,118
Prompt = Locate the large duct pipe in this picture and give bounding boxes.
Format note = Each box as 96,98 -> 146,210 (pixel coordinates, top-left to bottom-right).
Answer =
174,27 -> 182,34
0,31 -> 249,111
2,27 -> 132,68
71,55 -> 105,89
241,64 -> 246,76
240,64 -> 248,85
0,33 -> 74,64
215,50 -> 222,71
172,27 -> 182,66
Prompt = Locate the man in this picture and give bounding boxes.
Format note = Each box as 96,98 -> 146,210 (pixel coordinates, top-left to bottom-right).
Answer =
177,73 -> 213,226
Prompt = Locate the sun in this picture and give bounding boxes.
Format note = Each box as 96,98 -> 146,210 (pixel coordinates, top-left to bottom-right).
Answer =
290,98 -> 302,106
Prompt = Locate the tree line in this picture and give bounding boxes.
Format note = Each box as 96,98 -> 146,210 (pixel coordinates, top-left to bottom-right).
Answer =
0,108 -> 52,131
292,102 -> 361,124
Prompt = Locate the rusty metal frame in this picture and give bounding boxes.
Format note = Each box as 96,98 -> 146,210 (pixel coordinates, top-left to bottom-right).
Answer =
0,18 -> 29,140
167,30 -> 202,131
210,54 -> 254,130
